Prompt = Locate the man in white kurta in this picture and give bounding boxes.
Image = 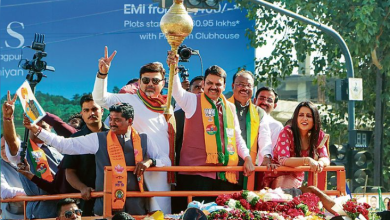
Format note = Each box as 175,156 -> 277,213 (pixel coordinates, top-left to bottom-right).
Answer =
92,47 -> 171,213
254,87 -> 284,160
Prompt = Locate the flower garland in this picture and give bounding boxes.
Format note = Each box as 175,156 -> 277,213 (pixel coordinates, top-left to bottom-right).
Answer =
211,190 -> 325,220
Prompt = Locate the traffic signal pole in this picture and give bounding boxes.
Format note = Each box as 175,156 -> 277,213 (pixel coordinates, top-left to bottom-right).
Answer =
246,0 -> 356,186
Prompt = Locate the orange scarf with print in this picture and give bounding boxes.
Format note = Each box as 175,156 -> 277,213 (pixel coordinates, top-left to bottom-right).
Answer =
107,127 -> 144,210
201,93 -> 239,184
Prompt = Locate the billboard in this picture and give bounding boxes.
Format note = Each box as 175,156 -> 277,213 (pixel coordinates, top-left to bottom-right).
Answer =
0,0 -> 254,99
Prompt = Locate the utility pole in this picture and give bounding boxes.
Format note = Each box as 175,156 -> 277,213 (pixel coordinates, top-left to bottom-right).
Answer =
374,69 -> 384,186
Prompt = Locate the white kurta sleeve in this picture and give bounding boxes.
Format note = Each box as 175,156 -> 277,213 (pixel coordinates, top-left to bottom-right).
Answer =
5,139 -> 22,166
257,114 -> 273,165
1,173 -> 26,199
146,136 -> 171,167
269,118 -> 284,154
92,76 -> 133,110
172,73 -> 197,118
37,129 -> 99,155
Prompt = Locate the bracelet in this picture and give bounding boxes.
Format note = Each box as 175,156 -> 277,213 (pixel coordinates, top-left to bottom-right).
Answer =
98,70 -> 108,76
34,127 -> 42,137
3,116 -> 13,121
303,157 -> 309,166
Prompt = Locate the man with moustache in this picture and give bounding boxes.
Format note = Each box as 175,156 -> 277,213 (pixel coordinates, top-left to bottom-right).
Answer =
23,103 -> 169,215
174,75 -> 204,165
62,94 -> 109,216
3,91 -> 63,218
228,70 -> 273,189
172,76 -> 204,213
168,53 -> 254,202
92,47 -> 173,213
254,87 -> 283,166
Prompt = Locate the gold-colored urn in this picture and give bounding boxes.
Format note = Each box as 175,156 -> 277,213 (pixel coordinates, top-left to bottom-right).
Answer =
160,0 -> 193,114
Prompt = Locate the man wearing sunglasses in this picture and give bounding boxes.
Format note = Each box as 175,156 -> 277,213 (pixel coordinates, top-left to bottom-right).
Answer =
168,52 -> 254,203
56,198 -> 82,220
228,70 -> 273,190
92,47 -> 172,214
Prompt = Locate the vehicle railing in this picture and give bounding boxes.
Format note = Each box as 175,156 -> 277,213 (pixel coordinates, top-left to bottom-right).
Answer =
0,165 -> 346,219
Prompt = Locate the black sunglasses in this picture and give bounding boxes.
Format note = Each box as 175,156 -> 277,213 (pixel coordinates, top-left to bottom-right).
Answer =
141,77 -> 164,85
64,209 -> 83,218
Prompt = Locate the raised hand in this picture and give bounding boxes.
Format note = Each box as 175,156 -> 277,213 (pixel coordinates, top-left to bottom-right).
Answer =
98,46 -> 117,74
2,91 -> 17,118
166,51 -> 179,74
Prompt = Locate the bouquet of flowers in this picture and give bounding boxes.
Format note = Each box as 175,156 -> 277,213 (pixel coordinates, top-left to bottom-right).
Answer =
342,198 -> 370,220
331,197 -> 381,220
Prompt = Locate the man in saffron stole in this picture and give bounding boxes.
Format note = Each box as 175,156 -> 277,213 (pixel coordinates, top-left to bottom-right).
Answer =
169,52 -> 255,203
92,47 -> 173,213
24,103 -> 169,215
227,70 -> 273,190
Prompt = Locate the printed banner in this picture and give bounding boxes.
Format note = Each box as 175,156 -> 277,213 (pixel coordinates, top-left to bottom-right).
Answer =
16,80 -> 46,124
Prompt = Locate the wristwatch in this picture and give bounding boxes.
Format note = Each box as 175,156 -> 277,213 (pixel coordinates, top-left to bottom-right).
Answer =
151,159 -> 157,167
264,154 -> 272,159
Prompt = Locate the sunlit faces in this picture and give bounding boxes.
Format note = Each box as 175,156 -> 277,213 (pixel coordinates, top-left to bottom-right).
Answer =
139,72 -> 165,97
297,106 -> 314,133
255,90 -> 277,114
190,79 -> 204,94
108,111 -> 132,135
81,101 -> 103,127
1,137 -> 9,163
58,203 -> 82,220
203,74 -> 225,101
232,73 -> 253,104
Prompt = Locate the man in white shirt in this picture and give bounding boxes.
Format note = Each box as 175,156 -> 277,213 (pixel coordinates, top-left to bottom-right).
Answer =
254,87 -> 284,166
92,47 -> 172,213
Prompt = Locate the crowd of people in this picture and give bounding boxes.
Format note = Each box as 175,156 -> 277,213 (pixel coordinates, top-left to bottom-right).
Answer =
1,47 -> 333,218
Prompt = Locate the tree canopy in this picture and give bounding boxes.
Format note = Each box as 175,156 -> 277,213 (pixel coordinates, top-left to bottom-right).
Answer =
235,0 -> 390,189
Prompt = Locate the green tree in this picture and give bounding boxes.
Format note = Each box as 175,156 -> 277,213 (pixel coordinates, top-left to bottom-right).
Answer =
113,86 -> 120,93
235,0 -> 390,188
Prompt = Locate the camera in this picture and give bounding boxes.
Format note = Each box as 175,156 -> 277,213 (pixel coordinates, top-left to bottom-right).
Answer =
178,65 -> 189,81
178,45 -> 197,62
19,33 -> 55,83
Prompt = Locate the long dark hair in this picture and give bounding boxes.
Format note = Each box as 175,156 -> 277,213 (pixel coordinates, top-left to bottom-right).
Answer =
291,101 -> 321,157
